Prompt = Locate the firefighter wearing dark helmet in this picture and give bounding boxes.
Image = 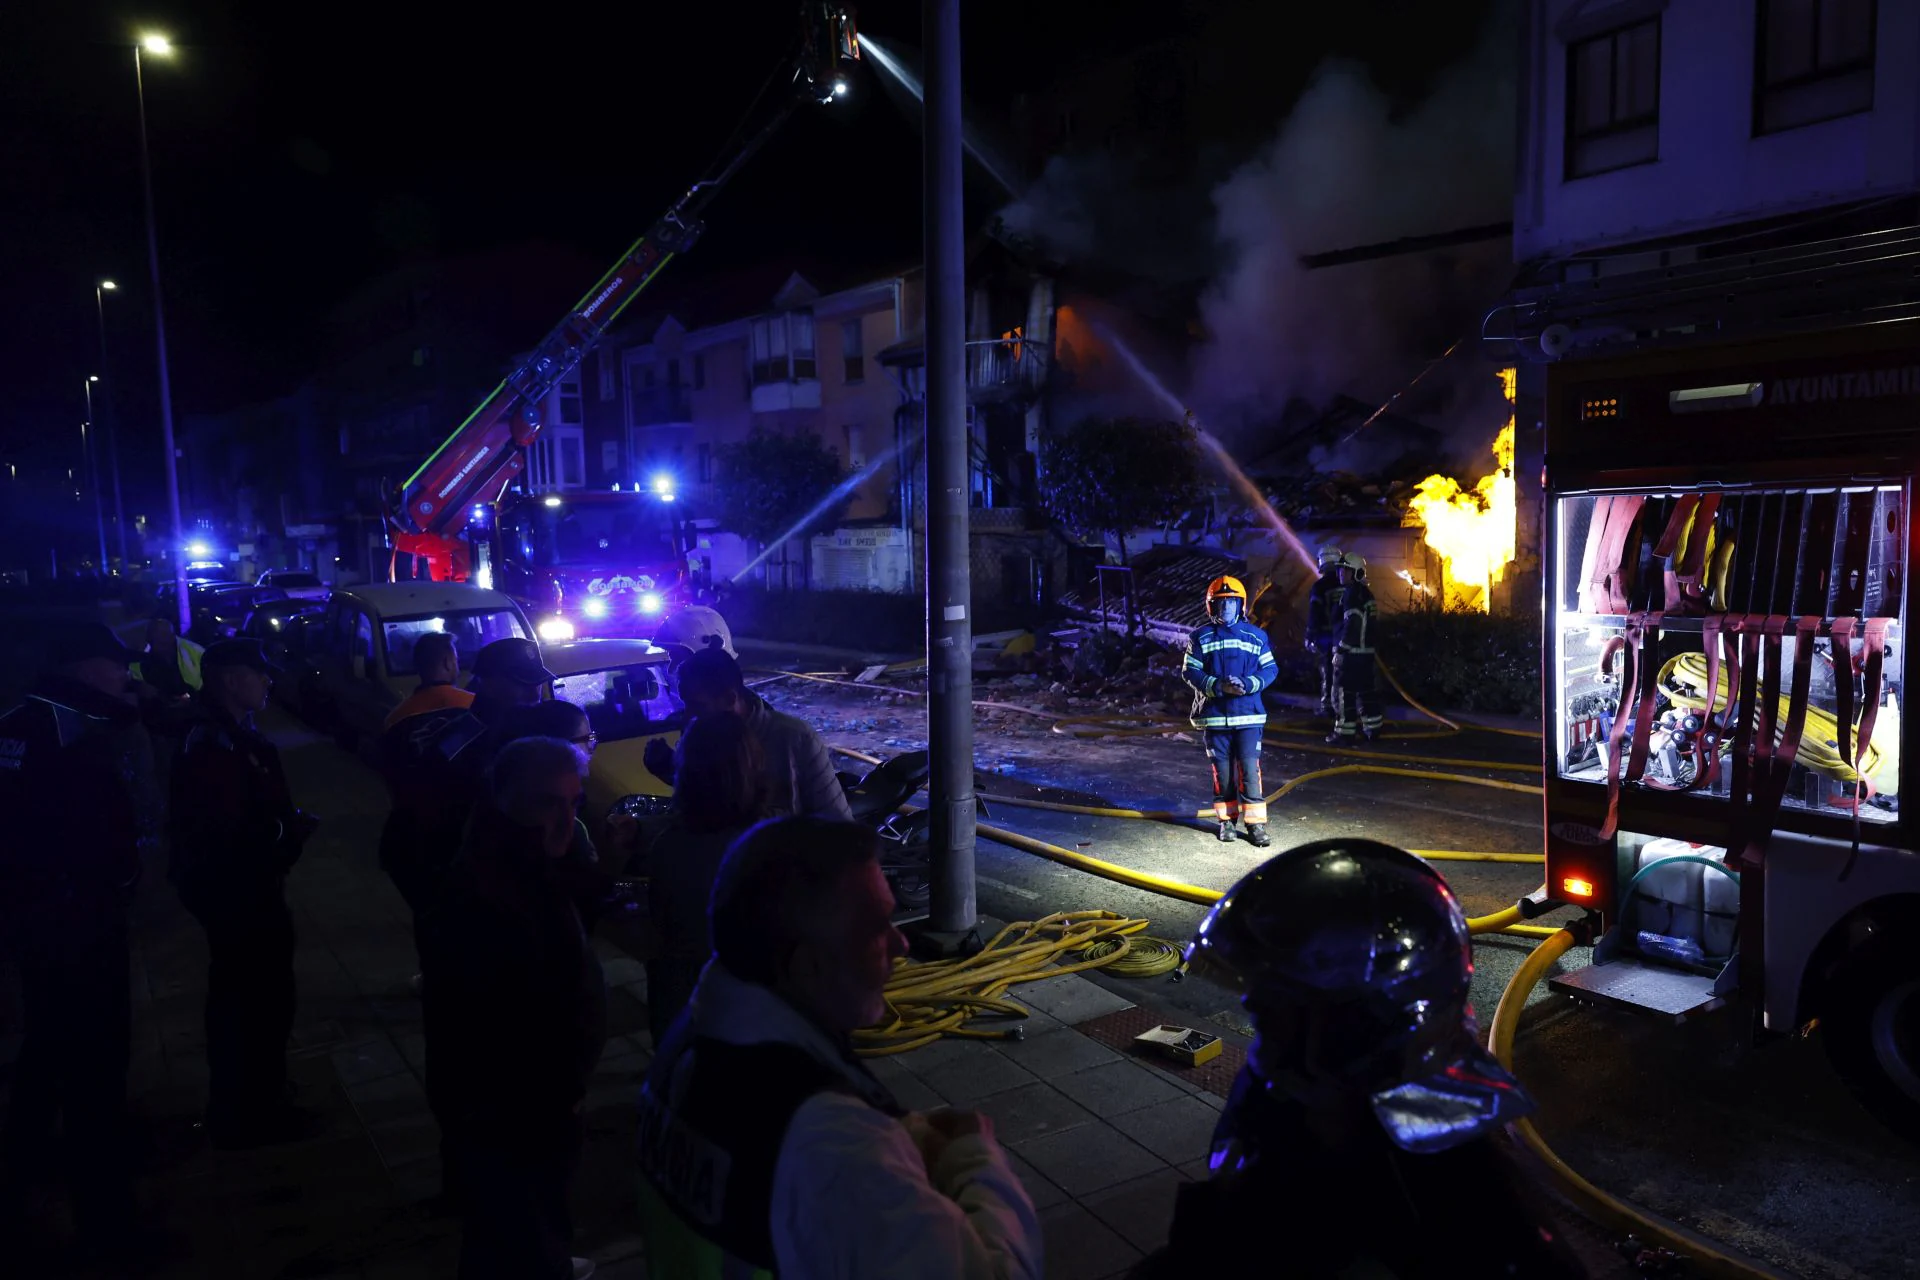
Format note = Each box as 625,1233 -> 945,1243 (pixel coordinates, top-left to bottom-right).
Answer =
1133,840 -> 1584,1280
1328,551 -> 1384,743
1181,575 -> 1275,848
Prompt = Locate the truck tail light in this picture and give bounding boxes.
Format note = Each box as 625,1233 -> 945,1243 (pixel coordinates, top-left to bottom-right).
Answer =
1561,876 -> 1595,899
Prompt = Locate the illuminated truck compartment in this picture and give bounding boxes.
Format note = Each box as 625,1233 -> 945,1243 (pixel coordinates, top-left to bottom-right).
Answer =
1552,485 -> 1906,825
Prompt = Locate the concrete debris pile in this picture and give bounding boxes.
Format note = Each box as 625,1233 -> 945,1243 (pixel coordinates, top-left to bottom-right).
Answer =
971,627 -> 1192,719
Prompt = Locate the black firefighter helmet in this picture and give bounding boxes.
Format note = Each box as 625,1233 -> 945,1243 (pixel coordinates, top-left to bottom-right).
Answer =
1187,838 -> 1536,1153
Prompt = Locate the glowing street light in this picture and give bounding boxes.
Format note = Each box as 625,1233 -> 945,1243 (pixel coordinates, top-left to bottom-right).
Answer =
132,29 -> 190,629
100,280 -> 118,291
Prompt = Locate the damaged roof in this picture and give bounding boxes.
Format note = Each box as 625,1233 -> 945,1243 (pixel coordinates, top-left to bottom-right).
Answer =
1058,545 -> 1248,636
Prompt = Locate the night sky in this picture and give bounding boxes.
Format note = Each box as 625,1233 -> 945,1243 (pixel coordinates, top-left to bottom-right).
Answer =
2,1 -> 1492,502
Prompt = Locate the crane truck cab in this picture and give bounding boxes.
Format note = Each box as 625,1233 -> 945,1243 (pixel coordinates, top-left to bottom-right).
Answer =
473,484 -> 700,644
1538,321 -> 1920,1141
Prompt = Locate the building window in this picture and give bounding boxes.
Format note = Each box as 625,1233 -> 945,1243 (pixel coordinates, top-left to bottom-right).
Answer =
750,311 -> 817,385
667,358 -> 681,389
1756,0 -> 1876,134
601,440 -> 619,474
1565,19 -> 1661,178
559,378 -> 582,425
845,423 -> 865,470
842,318 -> 864,383
692,353 -> 706,390
697,442 -> 712,482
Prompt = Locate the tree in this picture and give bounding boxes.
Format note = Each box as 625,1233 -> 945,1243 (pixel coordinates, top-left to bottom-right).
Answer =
1039,416 -> 1208,565
714,430 -> 849,581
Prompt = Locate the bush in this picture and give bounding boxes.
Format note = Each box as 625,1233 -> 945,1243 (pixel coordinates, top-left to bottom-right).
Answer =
1255,603 -> 1540,716
1370,604 -> 1541,716
715,586 -> 1039,655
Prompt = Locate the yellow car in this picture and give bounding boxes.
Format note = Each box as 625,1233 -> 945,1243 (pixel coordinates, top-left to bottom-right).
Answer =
541,637 -> 684,820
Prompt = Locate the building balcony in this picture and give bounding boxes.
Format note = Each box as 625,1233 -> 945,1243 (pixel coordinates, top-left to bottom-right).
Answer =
878,335 -> 1050,405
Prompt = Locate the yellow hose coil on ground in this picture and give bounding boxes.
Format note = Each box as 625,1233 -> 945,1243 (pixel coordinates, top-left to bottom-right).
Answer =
856,912 -> 1153,1055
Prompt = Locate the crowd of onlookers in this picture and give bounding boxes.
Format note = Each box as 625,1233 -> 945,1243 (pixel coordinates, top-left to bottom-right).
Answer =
2,604 -> 1590,1280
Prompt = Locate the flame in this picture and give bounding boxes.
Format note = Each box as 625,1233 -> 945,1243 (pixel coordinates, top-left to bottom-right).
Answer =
1406,370 -> 1518,612
1395,568 -> 1435,596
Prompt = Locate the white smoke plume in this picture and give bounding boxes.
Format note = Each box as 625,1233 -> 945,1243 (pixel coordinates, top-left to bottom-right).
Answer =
1189,9 -> 1518,459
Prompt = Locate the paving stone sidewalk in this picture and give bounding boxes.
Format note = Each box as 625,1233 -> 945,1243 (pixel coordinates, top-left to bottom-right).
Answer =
1,712 -> 1232,1279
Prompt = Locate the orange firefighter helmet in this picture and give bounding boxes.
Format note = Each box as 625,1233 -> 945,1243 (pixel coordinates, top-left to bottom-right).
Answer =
1206,575 -> 1248,619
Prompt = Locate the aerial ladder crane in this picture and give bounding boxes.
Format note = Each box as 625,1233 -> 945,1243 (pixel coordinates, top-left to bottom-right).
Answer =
385,4 -> 861,587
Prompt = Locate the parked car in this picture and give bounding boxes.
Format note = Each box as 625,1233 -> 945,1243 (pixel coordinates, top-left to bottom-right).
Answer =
155,578 -> 243,616
255,569 -> 330,602
240,597 -> 326,641
308,582 -> 535,749
541,638 -> 683,819
268,613 -> 329,722
200,586 -> 289,640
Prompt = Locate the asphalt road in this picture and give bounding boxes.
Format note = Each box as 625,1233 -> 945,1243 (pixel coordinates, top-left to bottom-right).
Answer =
263,668 -> 1919,1279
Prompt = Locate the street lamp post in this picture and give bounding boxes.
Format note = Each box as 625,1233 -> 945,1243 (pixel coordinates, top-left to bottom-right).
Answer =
133,32 -> 189,632
94,280 -> 130,569
82,379 -> 110,572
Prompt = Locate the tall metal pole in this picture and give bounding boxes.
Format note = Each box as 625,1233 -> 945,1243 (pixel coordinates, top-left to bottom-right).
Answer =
923,0 -> 976,938
95,285 -> 130,569
134,45 -> 190,633
82,384 -> 110,571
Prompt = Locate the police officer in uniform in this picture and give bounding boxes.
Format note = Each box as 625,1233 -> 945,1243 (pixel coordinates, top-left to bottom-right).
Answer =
1181,575 -> 1277,847
1304,545 -> 1346,719
170,638 -> 319,1148
0,622 -> 153,1261
1135,839 -> 1584,1279
1327,552 -> 1384,743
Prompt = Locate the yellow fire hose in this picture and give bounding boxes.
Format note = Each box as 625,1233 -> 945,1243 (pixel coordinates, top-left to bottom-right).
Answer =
857,911 -> 1172,1055
969,816 -> 1560,939
1488,930 -> 1786,1279
831,744 -> 1543,866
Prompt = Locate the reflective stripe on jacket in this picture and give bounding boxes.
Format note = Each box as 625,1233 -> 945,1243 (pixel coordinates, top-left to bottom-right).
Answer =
134,639 -> 204,692
1338,582 -> 1377,655
1182,619 -> 1276,729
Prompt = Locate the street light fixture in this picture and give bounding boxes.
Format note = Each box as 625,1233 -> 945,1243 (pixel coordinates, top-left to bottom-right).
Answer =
132,30 -> 189,630
94,280 -> 130,568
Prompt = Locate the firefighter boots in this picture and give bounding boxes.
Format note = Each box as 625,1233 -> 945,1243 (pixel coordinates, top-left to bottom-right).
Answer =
1217,820 -> 1236,843
1245,823 -> 1271,848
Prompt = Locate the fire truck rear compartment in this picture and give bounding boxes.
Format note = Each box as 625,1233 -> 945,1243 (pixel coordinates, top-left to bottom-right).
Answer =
1550,833 -> 1738,1021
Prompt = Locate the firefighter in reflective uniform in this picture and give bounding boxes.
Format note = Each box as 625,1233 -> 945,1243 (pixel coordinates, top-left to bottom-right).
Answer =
1133,839 -> 1585,1279
1182,576 -> 1275,847
1327,552 -> 1383,743
1304,545 -> 1346,719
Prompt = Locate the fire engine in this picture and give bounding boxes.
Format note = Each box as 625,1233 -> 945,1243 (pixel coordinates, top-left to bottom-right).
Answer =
469,482 -> 697,642
1534,320 -> 1920,1140
382,3 -> 860,638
